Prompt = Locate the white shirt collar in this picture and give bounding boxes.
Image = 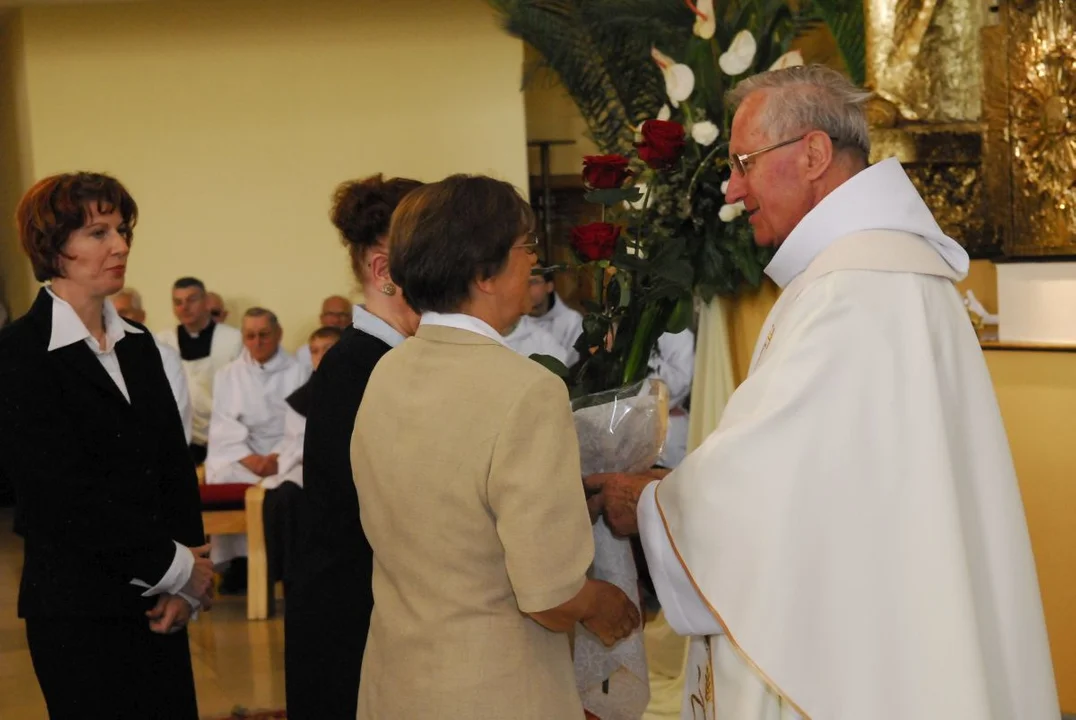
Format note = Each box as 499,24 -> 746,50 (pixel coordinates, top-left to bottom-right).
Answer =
352,305 -> 406,348
764,157 -> 970,288
46,286 -> 143,352
419,311 -> 510,348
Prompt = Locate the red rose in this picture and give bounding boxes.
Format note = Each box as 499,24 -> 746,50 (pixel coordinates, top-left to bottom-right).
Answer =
571,222 -> 621,262
582,154 -> 633,189
636,119 -> 685,169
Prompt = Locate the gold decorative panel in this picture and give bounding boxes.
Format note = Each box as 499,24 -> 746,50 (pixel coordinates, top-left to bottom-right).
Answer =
866,0 -> 985,122
1000,0 -> 1076,257
866,0 -> 999,257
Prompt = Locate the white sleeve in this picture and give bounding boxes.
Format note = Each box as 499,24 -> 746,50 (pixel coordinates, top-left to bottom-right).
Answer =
637,481 -> 722,636
158,343 -> 193,445
296,343 -> 312,370
129,541 -> 194,597
651,330 -> 696,409
204,370 -> 260,484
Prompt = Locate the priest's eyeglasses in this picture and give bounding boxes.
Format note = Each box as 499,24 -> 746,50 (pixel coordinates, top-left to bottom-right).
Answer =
730,134 -> 840,176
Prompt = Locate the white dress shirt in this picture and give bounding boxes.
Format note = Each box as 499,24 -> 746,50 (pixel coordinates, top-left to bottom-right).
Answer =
45,288 -> 199,608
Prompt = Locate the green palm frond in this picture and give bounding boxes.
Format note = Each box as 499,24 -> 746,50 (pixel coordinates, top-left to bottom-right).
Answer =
490,0 -> 671,154
798,0 -> 867,83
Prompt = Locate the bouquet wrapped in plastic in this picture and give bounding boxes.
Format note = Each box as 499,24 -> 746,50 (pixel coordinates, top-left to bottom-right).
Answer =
572,378 -> 669,720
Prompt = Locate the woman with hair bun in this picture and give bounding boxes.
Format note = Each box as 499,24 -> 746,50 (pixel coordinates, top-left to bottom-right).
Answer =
284,174 -> 422,720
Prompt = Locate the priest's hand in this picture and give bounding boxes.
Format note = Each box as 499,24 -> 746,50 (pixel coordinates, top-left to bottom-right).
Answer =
584,472 -> 658,537
580,580 -> 641,647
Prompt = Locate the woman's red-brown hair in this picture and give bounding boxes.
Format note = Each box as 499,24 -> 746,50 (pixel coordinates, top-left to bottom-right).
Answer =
16,172 -> 138,282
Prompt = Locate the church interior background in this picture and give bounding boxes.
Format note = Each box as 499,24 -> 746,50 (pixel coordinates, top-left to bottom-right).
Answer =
0,0 -> 1072,717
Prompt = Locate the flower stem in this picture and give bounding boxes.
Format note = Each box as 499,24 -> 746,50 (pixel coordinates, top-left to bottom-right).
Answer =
688,142 -> 727,200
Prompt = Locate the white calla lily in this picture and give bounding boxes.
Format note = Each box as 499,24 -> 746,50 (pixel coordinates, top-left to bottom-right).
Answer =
719,201 -> 746,222
718,30 -> 757,76
625,182 -> 653,210
691,120 -> 720,146
651,46 -> 695,107
769,50 -> 804,71
657,104 -> 671,121
720,179 -> 730,194
689,0 -> 716,39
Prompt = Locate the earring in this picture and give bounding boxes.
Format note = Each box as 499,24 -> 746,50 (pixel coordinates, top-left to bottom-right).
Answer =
380,283 -> 396,296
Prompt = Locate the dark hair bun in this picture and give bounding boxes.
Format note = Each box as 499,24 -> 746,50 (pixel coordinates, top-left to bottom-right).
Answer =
331,174 -> 423,253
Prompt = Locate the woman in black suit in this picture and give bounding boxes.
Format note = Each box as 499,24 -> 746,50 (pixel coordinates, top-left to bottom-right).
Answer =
285,174 -> 422,719
0,173 -> 214,719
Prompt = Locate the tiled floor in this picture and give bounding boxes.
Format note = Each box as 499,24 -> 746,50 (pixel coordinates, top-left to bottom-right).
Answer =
0,508 -> 287,719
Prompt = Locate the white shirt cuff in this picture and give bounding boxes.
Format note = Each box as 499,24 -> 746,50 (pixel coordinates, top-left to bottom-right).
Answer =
637,481 -> 723,637
129,541 -> 194,597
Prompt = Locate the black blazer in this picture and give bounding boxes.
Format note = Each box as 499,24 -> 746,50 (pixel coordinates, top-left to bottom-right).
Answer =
285,325 -> 391,720
0,288 -> 204,619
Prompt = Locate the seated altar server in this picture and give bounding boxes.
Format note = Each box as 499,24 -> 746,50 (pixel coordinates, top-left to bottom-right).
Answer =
295,295 -> 352,370
503,312 -> 570,364
205,307 -> 309,572
527,268 -> 584,364
158,277 -> 242,464
589,65 -> 1059,720
112,288 -> 194,445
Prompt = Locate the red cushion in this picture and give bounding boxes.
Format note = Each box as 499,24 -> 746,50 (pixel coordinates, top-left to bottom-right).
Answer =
199,483 -> 250,511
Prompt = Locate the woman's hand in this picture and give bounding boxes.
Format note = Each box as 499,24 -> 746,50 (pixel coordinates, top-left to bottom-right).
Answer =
580,580 -> 641,647
184,544 -> 215,607
146,594 -> 193,634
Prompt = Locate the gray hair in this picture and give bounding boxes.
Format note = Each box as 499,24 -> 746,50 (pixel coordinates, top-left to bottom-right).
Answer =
727,65 -> 872,160
113,288 -> 143,310
243,307 -> 279,328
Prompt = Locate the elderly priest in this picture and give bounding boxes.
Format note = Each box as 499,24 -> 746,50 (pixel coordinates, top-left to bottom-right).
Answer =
588,65 -> 1059,720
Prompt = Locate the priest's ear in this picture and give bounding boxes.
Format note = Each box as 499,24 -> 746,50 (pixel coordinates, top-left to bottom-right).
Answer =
804,130 -> 835,181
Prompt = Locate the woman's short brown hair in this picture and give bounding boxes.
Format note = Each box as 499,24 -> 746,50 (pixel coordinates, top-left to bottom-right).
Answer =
330,174 -> 423,282
388,175 -> 534,314
16,172 -> 138,283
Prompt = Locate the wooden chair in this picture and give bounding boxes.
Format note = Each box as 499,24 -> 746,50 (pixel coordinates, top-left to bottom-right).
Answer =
196,466 -> 271,620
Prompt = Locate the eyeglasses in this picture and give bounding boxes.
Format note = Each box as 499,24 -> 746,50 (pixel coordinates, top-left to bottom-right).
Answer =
729,134 -> 840,176
512,235 -> 541,256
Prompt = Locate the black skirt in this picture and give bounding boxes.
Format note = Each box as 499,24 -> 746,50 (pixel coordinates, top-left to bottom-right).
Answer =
25,615 -> 198,720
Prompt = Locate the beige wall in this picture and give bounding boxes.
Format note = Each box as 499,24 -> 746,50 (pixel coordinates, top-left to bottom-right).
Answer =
4,0 -> 527,348
0,13 -> 34,320
523,45 -> 598,178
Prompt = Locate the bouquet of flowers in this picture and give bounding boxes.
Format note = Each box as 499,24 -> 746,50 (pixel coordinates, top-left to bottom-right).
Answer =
491,3 -> 864,717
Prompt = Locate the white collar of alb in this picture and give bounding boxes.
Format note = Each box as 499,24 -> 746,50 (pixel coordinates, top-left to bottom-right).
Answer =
420,312 -> 510,348
764,157 -> 969,288
46,286 -> 143,352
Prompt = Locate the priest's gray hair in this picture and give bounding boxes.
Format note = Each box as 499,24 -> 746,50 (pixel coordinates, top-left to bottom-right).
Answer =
244,306 -> 279,328
727,65 -> 872,161
113,288 -> 143,310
